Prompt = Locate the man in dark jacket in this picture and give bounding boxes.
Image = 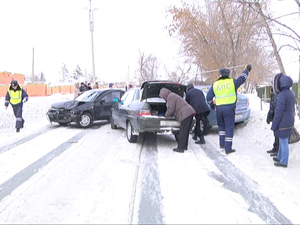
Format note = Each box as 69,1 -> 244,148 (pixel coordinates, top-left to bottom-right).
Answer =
79,82 -> 86,93
5,80 -> 29,132
206,64 -> 251,154
271,73 -> 295,167
266,87 -> 279,156
159,88 -> 195,153
186,83 -> 210,144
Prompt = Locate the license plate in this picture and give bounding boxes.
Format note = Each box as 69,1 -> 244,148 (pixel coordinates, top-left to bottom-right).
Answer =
160,120 -> 180,126
235,114 -> 243,120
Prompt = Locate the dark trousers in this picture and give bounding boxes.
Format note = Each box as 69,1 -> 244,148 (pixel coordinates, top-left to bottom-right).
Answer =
178,115 -> 194,149
194,113 -> 205,140
12,103 -> 24,129
273,136 -> 279,151
216,107 -> 235,151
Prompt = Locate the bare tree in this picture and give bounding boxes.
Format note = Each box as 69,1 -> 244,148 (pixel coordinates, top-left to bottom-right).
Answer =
135,50 -> 160,83
235,0 -> 300,116
166,0 -> 278,91
60,63 -> 69,82
165,63 -> 192,83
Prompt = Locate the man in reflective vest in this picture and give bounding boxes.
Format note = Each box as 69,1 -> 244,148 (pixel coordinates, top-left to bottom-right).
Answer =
206,65 -> 251,154
5,80 -> 29,132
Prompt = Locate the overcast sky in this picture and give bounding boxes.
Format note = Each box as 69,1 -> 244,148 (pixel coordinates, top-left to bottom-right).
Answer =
0,0 -> 299,84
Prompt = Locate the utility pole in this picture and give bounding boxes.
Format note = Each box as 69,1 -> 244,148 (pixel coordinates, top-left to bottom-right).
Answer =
32,47 -> 34,83
88,0 -> 97,84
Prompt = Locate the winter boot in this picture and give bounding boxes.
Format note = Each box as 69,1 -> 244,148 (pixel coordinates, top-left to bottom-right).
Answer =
267,149 -> 277,154
195,138 -> 205,144
226,149 -> 236,155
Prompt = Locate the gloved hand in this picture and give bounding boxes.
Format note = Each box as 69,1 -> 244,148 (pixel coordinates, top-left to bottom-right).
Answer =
244,64 -> 252,72
209,102 -> 216,110
22,97 -> 28,103
266,116 -> 271,124
266,111 -> 274,124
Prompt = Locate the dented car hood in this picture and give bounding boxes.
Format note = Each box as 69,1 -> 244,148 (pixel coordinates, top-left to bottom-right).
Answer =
51,100 -> 80,110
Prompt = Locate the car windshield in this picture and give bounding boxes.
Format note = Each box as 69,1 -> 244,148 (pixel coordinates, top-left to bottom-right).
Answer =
75,90 -> 101,102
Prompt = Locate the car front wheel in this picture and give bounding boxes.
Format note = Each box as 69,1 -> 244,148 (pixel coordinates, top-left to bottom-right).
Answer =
126,121 -> 138,143
77,112 -> 93,128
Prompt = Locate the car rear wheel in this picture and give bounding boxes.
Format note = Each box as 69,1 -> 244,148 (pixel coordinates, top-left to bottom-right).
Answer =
110,112 -> 117,129
126,121 -> 138,143
77,112 -> 93,128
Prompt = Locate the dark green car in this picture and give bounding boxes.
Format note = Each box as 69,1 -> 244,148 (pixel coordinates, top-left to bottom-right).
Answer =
110,80 -> 186,143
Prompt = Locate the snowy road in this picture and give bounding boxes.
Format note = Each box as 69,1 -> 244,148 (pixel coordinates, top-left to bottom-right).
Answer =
0,118 -> 299,224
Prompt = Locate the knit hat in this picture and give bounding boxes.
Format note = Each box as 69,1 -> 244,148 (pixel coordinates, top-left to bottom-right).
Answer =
219,68 -> 230,77
11,80 -> 18,87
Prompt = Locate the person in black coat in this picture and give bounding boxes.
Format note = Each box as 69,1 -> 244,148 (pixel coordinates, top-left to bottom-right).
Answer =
79,82 -> 86,93
4,80 -> 29,132
271,73 -> 295,167
186,83 -> 210,144
266,87 -> 279,156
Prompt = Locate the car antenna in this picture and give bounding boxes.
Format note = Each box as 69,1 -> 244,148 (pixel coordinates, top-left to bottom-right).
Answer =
200,64 -> 246,74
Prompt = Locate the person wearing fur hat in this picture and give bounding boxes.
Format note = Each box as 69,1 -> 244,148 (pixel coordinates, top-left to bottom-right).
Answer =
206,65 -> 251,154
4,80 -> 29,132
271,73 -> 295,167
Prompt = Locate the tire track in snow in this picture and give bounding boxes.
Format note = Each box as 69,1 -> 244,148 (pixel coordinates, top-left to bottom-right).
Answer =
0,126 -> 58,154
137,132 -> 165,224
0,130 -> 86,202
198,137 -> 291,224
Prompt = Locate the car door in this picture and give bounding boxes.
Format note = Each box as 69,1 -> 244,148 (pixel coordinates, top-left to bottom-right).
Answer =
118,89 -> 138,128
94,91 -> 121,121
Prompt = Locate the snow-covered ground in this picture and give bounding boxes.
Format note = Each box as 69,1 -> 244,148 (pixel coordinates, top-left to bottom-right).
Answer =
0,92 -> 300,224
1,92 -> 300,174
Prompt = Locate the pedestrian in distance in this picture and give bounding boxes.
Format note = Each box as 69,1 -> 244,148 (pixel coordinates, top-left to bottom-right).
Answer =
271,73 -> 295,168
266,87 -> 279,156
159,87 -> 196,153
206,64 -> 251,155
87,83 -> 92,90
84,81 -> 89,90
4,80 -> 29,133
79,82 -> 86,93
74,83 -> 80,98
93,82 -> 99,89
186,83 -> 210,144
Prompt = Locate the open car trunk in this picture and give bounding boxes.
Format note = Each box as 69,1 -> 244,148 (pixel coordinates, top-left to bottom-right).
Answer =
149,103 -> 167,116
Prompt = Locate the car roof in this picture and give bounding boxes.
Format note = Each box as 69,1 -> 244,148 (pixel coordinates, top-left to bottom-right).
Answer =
194,85 -> 211,93
85,88 -> 124,93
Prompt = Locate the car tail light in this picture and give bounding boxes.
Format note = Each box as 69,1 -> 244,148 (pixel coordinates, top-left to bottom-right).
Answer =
247,98 -> 249,107
139,110 -> 151,116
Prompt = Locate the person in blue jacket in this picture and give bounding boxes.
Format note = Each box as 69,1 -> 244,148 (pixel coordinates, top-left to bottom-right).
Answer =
186,83 -> 210,144
271,73 -> 295,167
206,65 -> 251,154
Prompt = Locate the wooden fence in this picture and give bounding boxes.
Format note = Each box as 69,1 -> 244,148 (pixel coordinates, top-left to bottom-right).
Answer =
0,84 -> 74,97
